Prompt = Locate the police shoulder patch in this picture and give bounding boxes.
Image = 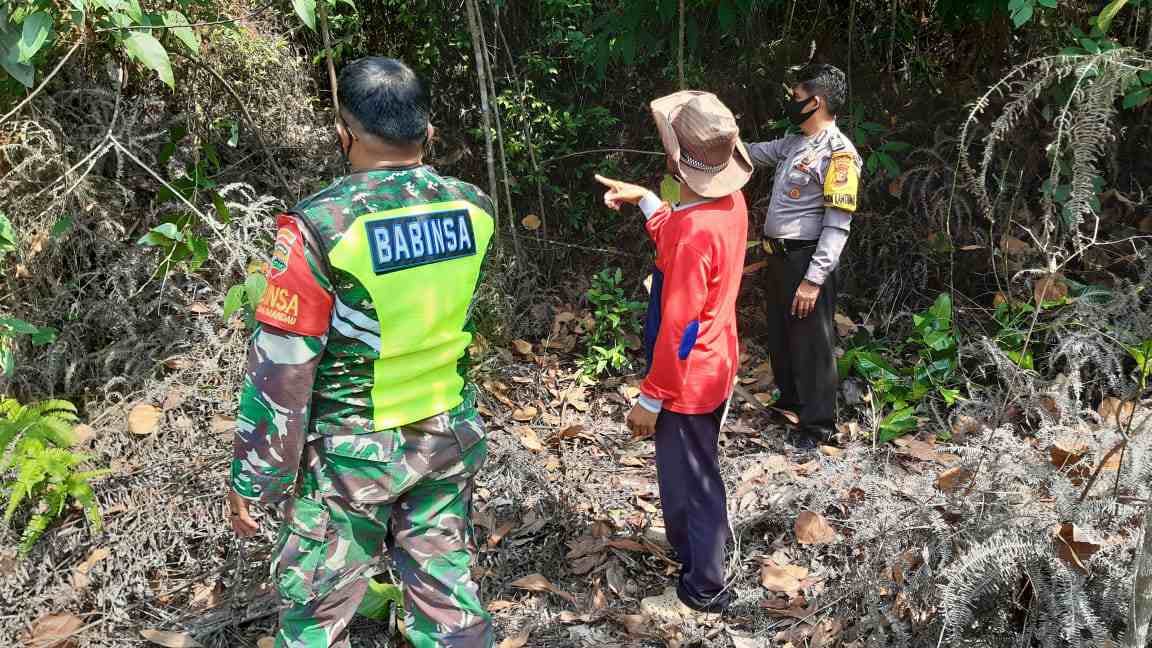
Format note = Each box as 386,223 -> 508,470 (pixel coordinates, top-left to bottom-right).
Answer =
255,214 -> 334,336
365,208 -> 477,275
823,152 -> 859,213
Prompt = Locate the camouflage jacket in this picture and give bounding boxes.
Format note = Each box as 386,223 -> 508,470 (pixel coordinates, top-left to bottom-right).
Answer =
231,165 -> 494,505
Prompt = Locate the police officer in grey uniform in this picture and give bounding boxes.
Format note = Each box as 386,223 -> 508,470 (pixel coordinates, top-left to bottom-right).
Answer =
744,64 -> 861,449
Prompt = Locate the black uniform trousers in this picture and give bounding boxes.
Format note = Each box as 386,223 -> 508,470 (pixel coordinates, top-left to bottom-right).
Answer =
763,245 -> 839,431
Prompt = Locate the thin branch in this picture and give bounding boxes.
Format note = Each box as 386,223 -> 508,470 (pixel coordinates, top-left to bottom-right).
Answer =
93,1 -> 277,32
108,136 -> 247,269
317,0 -> 340,114
1075,438 -> 1127,506
170,50 -> 293,196
0,40 -> 84,128
481,2 -> 518,255
32,64 -> 124,210
539,148 -> 664,167
496,20 -> 547,236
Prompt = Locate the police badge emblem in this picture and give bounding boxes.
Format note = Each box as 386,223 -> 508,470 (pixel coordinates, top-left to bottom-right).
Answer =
832,156 -> 851,187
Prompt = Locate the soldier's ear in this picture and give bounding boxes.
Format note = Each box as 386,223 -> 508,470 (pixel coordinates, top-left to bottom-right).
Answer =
335,113 -> 360,141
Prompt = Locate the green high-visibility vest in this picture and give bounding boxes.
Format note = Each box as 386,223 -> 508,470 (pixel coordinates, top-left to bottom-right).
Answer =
326,200 -> 493,430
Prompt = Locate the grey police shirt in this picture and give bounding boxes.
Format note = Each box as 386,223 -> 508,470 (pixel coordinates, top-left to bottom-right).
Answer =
745,123 -> 861,286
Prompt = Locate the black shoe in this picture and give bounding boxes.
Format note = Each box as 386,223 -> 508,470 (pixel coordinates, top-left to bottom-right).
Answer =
788,429 -> 819,450
802,425 -> 836,445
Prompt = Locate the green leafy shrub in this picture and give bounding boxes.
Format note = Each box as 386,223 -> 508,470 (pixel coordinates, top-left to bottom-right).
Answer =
0,398 -> 107,554
992,300 -> 1037,370
839,294 -> 963,441
581,267 -> 644,377
846,102 -> 910,178
0,317 -> 57,379
1,0 -> 208,93
1126,339 -> 1152,390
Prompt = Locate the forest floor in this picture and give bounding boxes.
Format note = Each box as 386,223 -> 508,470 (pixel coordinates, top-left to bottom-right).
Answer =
9,293 -> 1127,648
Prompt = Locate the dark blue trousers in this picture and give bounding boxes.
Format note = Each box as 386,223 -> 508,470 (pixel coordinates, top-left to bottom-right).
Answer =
654,405 -> 732,613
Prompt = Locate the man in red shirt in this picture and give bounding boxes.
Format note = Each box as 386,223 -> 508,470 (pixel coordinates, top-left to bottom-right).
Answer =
595,90 -> 751,622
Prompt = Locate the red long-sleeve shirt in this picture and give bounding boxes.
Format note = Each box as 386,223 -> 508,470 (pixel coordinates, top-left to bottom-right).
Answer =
640,192 -> 748,415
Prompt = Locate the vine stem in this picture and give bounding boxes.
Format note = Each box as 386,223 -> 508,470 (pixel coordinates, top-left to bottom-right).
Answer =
0,40 -> 83,128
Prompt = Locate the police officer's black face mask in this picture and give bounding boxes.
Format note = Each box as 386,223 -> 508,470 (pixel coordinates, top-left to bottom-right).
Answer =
786,95 -> 820,127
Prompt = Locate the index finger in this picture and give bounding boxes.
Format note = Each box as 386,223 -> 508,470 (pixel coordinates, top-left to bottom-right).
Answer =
594,174 -> 623,189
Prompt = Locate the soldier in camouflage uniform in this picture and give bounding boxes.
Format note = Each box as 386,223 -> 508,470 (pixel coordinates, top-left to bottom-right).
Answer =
227,57 -> 495,648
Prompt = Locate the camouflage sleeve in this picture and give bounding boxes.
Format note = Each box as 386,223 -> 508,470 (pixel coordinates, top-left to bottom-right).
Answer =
231,214 -> 333,505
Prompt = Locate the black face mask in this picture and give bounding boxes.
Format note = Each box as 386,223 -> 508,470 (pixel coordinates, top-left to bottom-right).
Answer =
785,96 -> 819,127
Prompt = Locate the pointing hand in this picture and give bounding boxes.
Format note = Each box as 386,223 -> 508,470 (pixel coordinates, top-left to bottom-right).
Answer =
595,174 -> 649,211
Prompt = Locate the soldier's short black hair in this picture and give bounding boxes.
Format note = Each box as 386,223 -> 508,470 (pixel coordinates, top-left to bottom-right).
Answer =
338,57 -> 429,145
794,64 -> 847,115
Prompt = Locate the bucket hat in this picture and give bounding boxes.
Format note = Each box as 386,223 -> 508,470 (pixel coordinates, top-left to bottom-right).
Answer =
650,91 -> 753,198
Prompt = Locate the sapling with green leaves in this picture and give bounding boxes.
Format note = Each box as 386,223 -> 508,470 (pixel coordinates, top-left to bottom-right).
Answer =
581,267 -> 644,377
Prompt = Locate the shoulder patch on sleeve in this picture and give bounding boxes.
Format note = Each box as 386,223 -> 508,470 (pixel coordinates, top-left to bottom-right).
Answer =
824,152 -> 859,213
255,214 -> 334,336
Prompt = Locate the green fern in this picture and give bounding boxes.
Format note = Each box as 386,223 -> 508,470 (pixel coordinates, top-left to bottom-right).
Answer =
0,398 -> 106,555
0,398 -> 79,469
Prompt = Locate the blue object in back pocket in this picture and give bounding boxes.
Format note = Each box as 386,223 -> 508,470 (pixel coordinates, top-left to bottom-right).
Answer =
643,269 -> 664,370
678,320 -> 700,360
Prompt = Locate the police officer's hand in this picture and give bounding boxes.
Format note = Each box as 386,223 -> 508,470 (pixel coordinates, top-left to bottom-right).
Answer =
792,279 -> 821,319
228,489 -> 259,537
595,175 -> 649,211
626,402 -> 659,440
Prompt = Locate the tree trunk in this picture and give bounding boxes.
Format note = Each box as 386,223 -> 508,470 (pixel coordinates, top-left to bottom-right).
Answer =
464,0 -> 500,242
483,3 -> 520,255
1126,501 -> 1152,647
1146,6 -> 1152,50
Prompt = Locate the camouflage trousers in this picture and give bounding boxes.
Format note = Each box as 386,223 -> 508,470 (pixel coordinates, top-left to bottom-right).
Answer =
271,406 -> 492,648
